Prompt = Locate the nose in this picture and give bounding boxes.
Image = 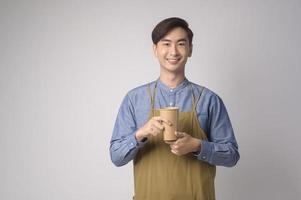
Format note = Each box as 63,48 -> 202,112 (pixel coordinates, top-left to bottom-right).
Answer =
169,44 -> 179,56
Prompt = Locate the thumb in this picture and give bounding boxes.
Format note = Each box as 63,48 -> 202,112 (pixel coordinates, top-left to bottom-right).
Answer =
176,131 -> 185,138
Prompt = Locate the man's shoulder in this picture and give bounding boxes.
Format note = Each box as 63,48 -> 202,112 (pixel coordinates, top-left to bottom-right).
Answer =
126,81 -> 156,98
189,81 -> 219,99
189,81 -> 225,109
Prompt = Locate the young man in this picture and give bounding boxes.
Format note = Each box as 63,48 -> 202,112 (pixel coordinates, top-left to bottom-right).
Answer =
110,17 -> 239,200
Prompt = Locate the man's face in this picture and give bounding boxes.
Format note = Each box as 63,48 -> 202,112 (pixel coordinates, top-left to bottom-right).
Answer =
153,27 -> 192,74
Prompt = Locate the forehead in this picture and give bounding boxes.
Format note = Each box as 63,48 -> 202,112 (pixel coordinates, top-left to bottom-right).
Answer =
161,27 -> 189,41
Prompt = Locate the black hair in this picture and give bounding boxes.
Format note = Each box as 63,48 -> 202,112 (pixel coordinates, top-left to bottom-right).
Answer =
152,17 -> 193,45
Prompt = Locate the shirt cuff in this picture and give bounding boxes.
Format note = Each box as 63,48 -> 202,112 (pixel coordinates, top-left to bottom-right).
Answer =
129,134 -> 148,149
196,140 -> 212,162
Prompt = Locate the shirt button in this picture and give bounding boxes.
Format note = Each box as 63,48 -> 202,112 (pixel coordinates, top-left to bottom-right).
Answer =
131,143 -> 134,146
202,156 -> 206,160
170,89 -> 173,92
169,102 -> 173,106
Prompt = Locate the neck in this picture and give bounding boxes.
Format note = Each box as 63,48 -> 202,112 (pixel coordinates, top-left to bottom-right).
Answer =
159,72 -> 185,88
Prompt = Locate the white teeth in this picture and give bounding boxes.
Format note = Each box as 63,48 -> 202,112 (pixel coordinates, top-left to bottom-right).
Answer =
167,58 -> 180,64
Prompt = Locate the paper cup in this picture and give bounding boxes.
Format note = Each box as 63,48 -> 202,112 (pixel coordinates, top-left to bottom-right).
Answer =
159,107 -> 179,142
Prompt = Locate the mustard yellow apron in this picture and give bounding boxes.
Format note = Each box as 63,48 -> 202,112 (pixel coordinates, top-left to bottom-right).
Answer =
133,82 -> 216,200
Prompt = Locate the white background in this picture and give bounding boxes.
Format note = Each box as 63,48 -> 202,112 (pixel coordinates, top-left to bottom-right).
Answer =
1,0 -> 300,199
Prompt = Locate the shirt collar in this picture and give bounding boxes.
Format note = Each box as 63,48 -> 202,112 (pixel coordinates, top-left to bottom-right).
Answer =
156,77 -> 189,93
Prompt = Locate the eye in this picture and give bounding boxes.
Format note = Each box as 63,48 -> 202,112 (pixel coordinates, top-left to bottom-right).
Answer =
163,42 -> 170,46
178,42 -> 186,46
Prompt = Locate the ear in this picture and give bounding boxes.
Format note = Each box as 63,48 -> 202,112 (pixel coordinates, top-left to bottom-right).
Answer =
153,44 -> 158,58
188,43 -> 193,57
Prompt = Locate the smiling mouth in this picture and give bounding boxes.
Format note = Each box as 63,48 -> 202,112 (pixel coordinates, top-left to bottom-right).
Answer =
167,58 -> 181,64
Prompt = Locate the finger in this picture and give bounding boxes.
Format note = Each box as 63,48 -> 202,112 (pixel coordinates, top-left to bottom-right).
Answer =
176,131 -> 185,138
153,120 -> 164,130
170,143 -> 179,151
148,124 -> 162,136
165,141 -> 175,145
154,116 -> 172,126
171,149 -> 178,155
148,127 -> 154,134
151,125 -> 162,134
171,149 -> 182,156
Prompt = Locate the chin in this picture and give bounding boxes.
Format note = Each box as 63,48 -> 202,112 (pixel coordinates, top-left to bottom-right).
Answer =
162,65 -> 184,73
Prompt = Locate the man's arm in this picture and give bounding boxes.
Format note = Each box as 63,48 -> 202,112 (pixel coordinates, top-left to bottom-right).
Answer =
169,94 -> 239,167
110,94 -> 147,167
110,92 -> 172,166
195,95 -> 240,167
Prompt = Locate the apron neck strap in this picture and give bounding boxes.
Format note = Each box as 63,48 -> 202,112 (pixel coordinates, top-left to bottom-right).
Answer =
148,81 -> 203,113
190,83 -> 204,112
148,82 -> 157,115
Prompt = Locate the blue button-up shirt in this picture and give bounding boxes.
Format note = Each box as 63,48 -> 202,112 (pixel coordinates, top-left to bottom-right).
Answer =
110,78 -> 239,167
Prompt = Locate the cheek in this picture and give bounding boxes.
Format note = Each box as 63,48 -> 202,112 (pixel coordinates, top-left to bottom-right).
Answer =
158,51 -> 167,59
184,50 -> 191,57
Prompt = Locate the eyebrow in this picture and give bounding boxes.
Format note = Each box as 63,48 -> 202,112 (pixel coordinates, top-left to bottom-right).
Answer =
160,38 -> 188,43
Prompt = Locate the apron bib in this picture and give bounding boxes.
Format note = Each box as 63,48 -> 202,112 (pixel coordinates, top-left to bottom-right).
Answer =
133,82 -> 216,200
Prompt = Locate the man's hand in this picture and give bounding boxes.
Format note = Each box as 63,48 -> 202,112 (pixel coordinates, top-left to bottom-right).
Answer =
169,132 -> 201,156
135,116 -> 172,141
